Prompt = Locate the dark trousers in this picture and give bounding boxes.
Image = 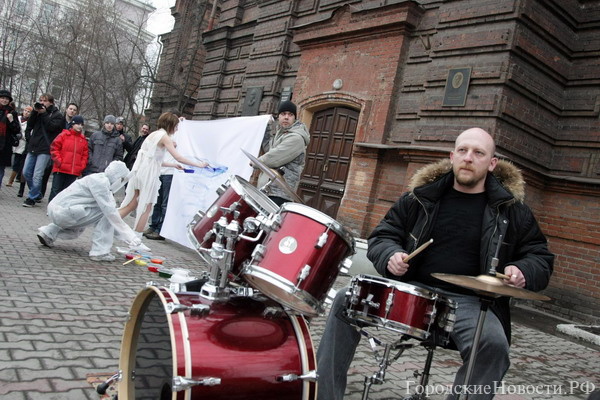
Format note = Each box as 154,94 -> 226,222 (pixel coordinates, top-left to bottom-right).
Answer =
48,172 -> 77,203
41,161 -> 53,198
149,174 -> 173,233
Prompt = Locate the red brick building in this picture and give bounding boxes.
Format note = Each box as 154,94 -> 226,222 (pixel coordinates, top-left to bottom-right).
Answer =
150,0 -> 600,324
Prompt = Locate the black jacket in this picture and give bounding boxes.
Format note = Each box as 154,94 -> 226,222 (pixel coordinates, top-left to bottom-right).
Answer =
24,105 -> 64,154
367,159 -> 554,342
0,104 -> 20,166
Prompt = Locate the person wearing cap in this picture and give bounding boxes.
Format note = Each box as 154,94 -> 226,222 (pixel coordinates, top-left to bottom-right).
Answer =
37,160 -> 150,262
0,89 -> 20,190
83,114 -> 123,175
115,116 -> 133,155
255,100 -> 310,206
48,115 -> 89,202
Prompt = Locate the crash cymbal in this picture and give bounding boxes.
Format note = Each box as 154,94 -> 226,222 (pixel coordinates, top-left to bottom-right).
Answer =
242,148 -> 304,203
431,273 -> 551,301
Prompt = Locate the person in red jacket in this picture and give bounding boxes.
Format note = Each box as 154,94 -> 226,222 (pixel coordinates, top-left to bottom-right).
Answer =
48,115 -> 89,202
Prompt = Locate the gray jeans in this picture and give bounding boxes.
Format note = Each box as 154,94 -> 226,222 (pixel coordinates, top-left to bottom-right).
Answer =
316,285 -> 510,400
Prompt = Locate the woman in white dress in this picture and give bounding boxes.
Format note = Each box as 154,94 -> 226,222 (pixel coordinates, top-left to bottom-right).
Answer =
118,112 -> 208,233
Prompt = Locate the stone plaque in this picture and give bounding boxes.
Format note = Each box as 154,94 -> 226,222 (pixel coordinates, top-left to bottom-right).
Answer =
242,87 -> 263,116
442,67 -> 471,107
280,86 -> 293,102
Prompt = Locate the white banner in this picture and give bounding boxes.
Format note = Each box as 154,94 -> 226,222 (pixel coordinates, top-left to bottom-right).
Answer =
160,115 -> 271,248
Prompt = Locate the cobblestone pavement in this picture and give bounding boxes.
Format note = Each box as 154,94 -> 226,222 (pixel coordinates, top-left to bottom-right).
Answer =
0,181 -> 598,400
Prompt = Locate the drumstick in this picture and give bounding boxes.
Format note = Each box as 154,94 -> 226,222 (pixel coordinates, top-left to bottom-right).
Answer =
123,255 -> 141,265
495,272 -> 512,280
404,239 -> 433,262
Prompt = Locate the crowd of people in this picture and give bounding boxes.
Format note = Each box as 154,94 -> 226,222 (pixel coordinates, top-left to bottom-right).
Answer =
0,89 -> 194,261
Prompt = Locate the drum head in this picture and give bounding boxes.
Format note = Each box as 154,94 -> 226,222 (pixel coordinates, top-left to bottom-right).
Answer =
119,286 -> 176,399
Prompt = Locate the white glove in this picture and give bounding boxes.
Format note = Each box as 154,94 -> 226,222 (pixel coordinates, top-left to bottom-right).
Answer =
126,238 -> 151,253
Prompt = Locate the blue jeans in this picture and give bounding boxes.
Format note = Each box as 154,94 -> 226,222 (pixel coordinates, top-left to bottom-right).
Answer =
316,284 -> 510,400
149,174 -> 173,232
23,153 -> 51,201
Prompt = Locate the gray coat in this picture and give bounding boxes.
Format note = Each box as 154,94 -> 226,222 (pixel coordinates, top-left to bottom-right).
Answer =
257,120 -> 310,201
85,128 -> 124,174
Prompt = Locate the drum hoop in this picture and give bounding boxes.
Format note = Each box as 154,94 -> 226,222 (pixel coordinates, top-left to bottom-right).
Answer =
118,285 -> 181,399
353,274 -> 439,300
243,264 -> 323,316
230,175 -> 279,215
278,203 -> 356,251
186,210 -> 207,251
346,309 -> 430,340
288,315 -> 315,400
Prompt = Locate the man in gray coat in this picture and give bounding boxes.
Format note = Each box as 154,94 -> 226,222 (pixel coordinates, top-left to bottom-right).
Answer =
84,115 -> 123,175
256,100 -> 310,206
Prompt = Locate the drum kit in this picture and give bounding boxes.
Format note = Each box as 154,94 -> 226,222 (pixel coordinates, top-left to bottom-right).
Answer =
102,152 -> 551,400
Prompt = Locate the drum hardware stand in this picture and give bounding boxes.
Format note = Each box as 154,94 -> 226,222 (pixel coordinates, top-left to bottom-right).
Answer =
96,370 -> 122,396
359,330 -> 414,400
457,236 -> 503,400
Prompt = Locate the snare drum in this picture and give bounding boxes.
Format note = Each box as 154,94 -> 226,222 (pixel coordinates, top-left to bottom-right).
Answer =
118,285 -> 317,399
187,175 -> 278,277
243,203 -> 355,317
345,275 -> 456,344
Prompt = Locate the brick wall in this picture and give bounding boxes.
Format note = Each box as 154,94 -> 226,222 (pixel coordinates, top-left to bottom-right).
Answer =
152,0 -> 600,324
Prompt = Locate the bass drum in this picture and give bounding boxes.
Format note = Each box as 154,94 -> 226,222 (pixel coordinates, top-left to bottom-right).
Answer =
118,285 -> 317,399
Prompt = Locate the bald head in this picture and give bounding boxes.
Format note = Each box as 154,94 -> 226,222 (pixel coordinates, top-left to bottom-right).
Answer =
450,127 -> 498,193
455,127 -> 496,156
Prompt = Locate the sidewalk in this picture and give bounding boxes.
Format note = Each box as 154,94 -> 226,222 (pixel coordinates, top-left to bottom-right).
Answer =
0,182 -> 598,400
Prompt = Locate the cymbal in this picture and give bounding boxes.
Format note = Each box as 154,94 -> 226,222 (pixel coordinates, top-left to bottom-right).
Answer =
431,273 -> 551,301
242,149 -> 304,204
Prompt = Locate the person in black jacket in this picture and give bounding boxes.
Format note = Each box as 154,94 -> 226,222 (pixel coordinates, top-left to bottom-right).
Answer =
0,89 -> 21,189
316,127 -> 554,400
22,93 -> 64,207
123,123 -> 150,170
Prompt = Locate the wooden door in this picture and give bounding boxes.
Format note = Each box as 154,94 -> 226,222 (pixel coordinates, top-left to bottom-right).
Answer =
298,107 -> 358,218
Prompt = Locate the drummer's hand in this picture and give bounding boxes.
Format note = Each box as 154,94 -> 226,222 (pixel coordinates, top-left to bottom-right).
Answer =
503,265 -> 526,288
387,252 -> 410,276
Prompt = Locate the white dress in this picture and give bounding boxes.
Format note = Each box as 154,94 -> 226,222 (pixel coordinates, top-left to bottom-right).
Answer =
121,128 -> 168,227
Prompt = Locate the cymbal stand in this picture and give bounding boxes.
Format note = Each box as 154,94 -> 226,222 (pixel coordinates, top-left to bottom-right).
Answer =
457,295 -> 495,400
360,330 -> 413,400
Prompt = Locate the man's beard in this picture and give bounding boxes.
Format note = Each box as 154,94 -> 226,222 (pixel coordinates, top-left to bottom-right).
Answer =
454,167 -> 486,188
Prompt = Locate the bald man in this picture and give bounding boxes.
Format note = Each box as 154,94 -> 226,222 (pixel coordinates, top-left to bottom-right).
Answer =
317,127 -> 554,400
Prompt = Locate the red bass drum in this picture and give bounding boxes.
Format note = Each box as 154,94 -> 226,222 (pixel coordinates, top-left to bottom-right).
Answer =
118,285 -> 317,399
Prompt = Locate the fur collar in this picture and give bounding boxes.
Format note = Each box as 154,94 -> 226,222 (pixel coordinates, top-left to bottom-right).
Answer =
407,159 -> 526,202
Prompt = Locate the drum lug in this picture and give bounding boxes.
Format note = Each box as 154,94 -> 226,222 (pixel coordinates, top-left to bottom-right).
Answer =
264,214 -> 282,231
293,265 -> 311,291
277,370 -> 318,383
346,286 -> 359,306
339,258 -> 352,274
360,293 -> 380,311
315,232 -> 328,249
263,306 -> 285,318
145,281 -> 160,288
251,244 -> 266,262
172,376 -> 221,391
165,303 -> 211,316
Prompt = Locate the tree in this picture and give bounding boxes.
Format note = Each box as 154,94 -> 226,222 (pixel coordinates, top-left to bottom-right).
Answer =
0,0 -> 156,135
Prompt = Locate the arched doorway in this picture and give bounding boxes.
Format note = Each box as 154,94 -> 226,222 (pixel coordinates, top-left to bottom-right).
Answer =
298,106 -> 358,218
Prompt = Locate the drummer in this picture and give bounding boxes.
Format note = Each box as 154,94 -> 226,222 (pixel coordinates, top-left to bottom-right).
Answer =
254,100 -> 310,206
317,127 -> 554,400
